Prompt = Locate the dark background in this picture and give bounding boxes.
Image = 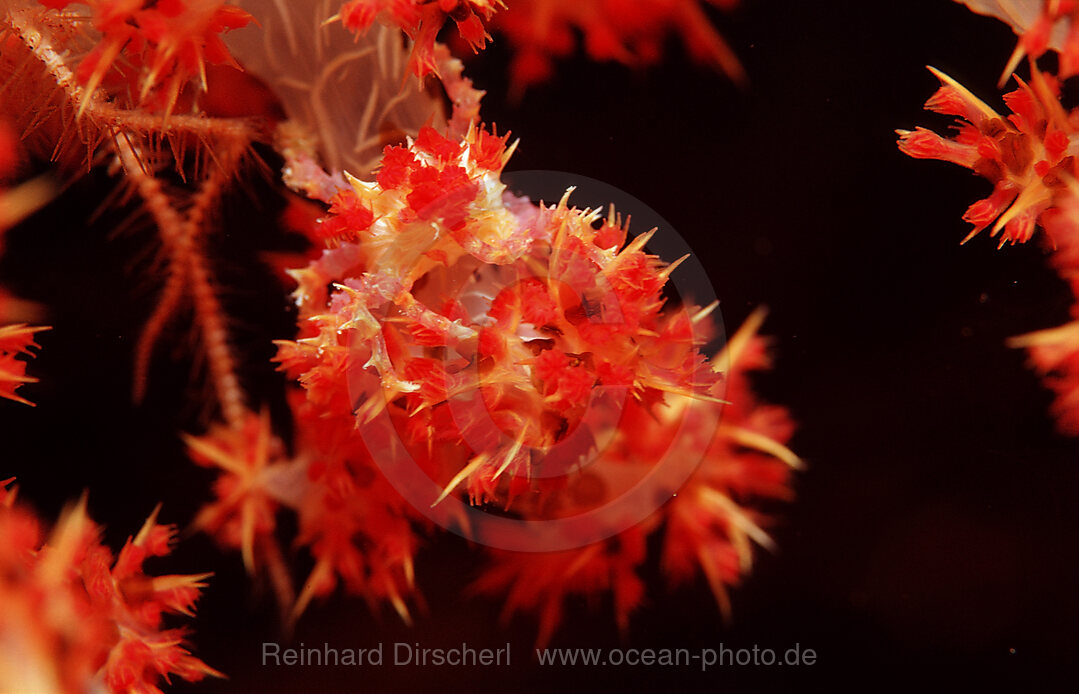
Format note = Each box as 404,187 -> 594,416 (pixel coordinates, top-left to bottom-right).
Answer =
3,0 -> 1079,690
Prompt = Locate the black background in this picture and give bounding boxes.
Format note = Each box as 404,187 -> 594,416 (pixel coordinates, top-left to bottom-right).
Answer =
3,0 -> 1079,690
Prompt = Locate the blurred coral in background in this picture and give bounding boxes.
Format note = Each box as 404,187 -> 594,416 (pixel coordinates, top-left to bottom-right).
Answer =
487,0 -> 743,92
0,479 -> 217,694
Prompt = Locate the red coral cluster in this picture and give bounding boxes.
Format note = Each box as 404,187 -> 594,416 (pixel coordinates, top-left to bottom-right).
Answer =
897,66 -> 1074,246
36,0 -> 252,113
899,11 -> 1079,434
0,480 -> 218,694
0,323 -> 47,405
336,0 -> 504,78
262,121 -> 798,640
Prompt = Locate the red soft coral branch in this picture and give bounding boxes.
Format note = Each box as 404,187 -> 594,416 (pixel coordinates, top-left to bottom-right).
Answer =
37,0 -> 253,114
336,0 -> 504,78
0,483 -> 219,694
900,6 -> 1079,435
897,66 -> 1074,247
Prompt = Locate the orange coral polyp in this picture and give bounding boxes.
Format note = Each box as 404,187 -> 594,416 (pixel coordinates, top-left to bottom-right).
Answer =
0,490 -> 218,694
898,66 -> 1075,246
336,0 -> 503,78
0,324 -> 48,405
36,0 -> 254,113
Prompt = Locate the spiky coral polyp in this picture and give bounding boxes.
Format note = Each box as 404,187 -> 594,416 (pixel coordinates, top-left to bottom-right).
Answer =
336,0 -> 504,78
897,66 -> 1076,246
278,121 -> 719,518
0,480 -> 219,694
0,323 -> 48,405
36,0 -> 253,114
472,309 -> 799,646
898,61 -> 1079,434
0,124 -> 49,406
